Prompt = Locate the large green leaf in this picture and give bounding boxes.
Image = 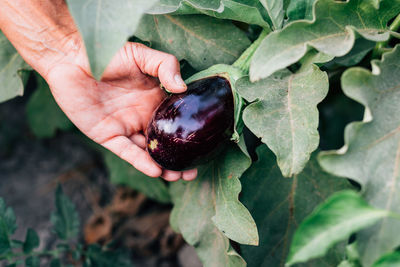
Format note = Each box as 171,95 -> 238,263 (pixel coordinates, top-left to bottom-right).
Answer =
50,185 -> 80,241
135,14 -> 250,70
0,198 -> 16,255
170,143 -> 256,267
150,0 -> 271,29
149,0 -> 223,13
26,74 -> 73,138
319,45 -> 400,266
103,151 -> 171,204
240,146 -> 351,267
66,0 -> 158,80
237,65 -> 328,177
286,190 -> 389,266
250,0 -> 400,81
0,32 -> 30,103
259,0 -> 284,30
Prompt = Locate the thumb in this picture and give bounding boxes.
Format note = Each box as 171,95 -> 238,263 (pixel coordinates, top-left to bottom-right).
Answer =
132,43 -> 187,93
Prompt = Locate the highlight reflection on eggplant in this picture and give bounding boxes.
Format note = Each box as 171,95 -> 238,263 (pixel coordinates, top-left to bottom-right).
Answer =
146,76 -> 234,171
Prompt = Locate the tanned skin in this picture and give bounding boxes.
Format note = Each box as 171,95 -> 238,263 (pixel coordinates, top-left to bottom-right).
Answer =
0,0 -> 197,181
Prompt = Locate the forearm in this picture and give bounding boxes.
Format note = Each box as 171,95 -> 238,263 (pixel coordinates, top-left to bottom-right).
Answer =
0,0 -> 83,77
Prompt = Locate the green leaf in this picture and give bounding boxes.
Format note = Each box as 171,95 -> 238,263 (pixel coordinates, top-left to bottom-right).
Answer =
135,14 -> 250,71
287,0 -> 316,21
237,65 -> 328,177
149,0 -> 223,13
150,0 -> 271,29
250,0 -> 400,81
22,229 -> 39,254
0,198 -> 16,255
286,191 -> 389,266
318,45 -> 400,266
327,38 -> 375,67
170,143 -> 255,267
0,31 -> 30,103
202,0 -> 271,29
240,146 -> 351,267
51,185 -> 80,240
372,252 -> 400,267
26,74 -> 73,138
25,256 -> 40,267
103,150 -> 171,203
85,244 -> 132,267
259,0 -> 284,30
66,0 -> 158,80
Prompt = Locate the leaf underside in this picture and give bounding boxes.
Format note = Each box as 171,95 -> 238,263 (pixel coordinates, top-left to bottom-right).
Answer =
319,45 -> 400,266
170,143 -> 256,267
135,14 -> 250,71
237,65 -> 328,177
0,32 -> 30,103
250,0 -> 400,81
66,0 -> 159,79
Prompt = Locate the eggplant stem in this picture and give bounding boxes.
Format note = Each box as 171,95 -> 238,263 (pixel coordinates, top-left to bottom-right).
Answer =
233,29 -> 269,74
372,13 -> 400,58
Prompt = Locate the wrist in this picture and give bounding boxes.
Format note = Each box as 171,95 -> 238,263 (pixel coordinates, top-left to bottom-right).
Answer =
0,0 -> 87,78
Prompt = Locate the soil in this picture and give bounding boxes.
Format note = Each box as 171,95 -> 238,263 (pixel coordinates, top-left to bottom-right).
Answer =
0,94 -> 202,267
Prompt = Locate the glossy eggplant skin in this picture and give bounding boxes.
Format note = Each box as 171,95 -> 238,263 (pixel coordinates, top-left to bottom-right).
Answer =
146,76 -> 234,171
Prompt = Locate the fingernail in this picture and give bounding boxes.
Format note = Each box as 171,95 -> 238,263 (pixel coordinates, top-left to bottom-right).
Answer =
174,74 -> 186,89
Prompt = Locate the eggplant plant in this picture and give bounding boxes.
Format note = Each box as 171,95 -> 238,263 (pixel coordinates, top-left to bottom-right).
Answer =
1,1 -> 400,267
146,31 -> 267,170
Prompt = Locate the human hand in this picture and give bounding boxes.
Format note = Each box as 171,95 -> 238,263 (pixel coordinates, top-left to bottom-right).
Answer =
45,42 -> 198,181
0,0 -> 196,181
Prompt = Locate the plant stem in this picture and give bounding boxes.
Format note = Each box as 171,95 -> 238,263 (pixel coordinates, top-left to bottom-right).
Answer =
372,13 -> 400,58
233,29 -> 269,74
389,13 -> 400,32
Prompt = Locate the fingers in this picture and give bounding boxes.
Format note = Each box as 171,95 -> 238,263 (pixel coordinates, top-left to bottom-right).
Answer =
104,134 -> 198,181
182,169 -> 198,181
161,170 -> 181,182
132,43 -> 187,93
130,134 -> 146,149
161,168 -> 198,181
102,135 -> 162,178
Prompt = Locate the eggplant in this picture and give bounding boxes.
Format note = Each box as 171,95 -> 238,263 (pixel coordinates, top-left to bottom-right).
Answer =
146,76 -> 234,171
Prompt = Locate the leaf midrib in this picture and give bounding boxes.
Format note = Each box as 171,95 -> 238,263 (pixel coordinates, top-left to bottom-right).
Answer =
286,75 -> 296,176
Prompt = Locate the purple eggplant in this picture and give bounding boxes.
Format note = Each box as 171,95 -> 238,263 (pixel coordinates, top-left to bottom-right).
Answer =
146,76 -> 234,171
